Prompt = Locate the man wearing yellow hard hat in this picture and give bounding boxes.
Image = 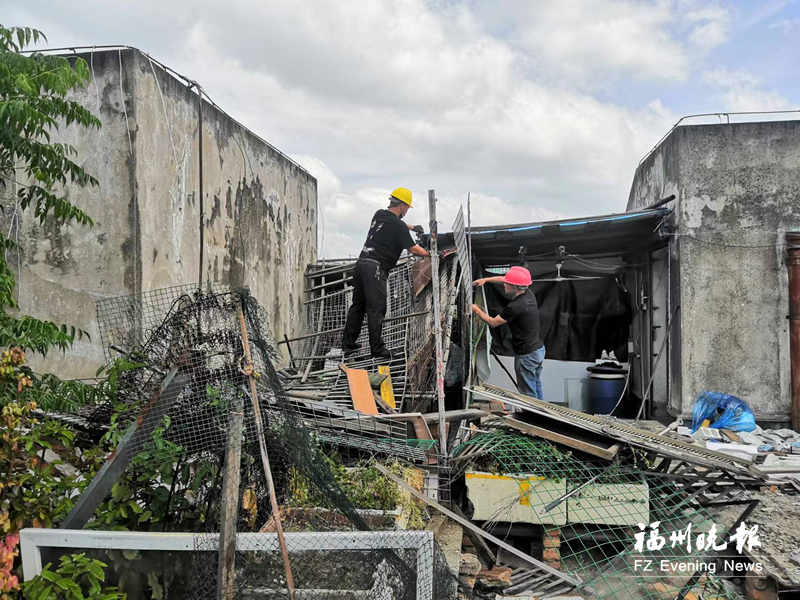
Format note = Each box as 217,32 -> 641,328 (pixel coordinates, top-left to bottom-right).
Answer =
342,188 -> 431,360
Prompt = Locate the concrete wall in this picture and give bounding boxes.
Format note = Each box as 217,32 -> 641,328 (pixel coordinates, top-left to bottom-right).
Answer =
18,48 -> 317,378
628,122 -> 800,422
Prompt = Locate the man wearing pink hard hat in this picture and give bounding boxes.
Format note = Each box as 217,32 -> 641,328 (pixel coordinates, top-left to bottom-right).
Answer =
472,266 -> 545,400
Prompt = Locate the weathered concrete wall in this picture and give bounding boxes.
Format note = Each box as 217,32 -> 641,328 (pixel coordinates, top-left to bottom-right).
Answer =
628,122 -> 800,422
21,48 -> 317,378
18,50 -> 137,378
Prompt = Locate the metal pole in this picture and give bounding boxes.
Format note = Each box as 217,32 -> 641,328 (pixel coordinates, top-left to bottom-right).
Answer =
466,192 -> 473,408
197,86 -> 205,287
428,190 -> 447,456
236,303 -> 296,599
786,233 -> 800,431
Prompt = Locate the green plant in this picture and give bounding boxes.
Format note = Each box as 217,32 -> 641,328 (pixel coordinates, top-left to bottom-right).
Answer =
0,25 -> 101,354
22,554 -> 124,600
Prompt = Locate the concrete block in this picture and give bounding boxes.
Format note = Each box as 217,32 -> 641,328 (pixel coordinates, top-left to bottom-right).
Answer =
465,471 -> 567,525
691,427 -> 722,441
705,441 -> 759,461
567,482 -> 649,526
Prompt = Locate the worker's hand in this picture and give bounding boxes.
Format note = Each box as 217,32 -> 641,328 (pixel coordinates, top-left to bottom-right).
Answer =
471,303 -> 481,315
473,278 -> 487,287
412,225 -> 424,235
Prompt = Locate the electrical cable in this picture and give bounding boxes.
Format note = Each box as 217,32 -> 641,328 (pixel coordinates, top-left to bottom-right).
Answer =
605,367 -> 630,417
490,348 -> 520,392
25,45 -> 308,173
147,56 -> 178,166
118,50 -> 133,156
89,46 -> 100,108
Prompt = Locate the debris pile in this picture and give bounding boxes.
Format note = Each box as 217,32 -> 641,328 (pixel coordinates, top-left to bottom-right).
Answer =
29,224 -> 800,600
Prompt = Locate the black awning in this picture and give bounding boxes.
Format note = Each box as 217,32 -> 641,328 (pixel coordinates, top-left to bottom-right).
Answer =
464,208 -> 670,264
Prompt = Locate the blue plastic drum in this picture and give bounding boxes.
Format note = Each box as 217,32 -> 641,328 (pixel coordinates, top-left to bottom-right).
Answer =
588,374 -> 626,415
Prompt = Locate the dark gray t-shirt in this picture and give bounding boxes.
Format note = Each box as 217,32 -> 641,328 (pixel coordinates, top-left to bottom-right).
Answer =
500,288 -> 543,355
359,210 -> 415,272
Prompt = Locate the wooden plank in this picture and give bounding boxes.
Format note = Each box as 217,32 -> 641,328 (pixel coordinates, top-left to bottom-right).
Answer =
428,189 -> 447,457
422,409 -> 488,423
237,304 -> 296,599
378,365 -> 396,409
372,391 -> 395,415
502,416 -> 622,460
373,412 -> 434,440
374,464 -> 582,588
345,367 -> 378,415
217,376 -> 244,598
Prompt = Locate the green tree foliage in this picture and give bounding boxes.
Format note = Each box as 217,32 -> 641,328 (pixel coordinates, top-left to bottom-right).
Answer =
0,25 -> 106,598
0,24 -> 101,355
22,554 -> 124,600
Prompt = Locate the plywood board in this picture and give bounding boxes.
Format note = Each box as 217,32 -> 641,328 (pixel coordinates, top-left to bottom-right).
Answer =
345,367 -> 378,415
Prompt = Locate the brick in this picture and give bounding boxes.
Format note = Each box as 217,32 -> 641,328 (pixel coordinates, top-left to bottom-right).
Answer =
476,567 -> 512,584
542,547 -> 561,568
459,553 -> 482,576
543,535 -> 561,547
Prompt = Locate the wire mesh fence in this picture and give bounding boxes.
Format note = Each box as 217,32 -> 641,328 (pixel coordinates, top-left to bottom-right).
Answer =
452,428 -> 746,600
66,286 -> 468,598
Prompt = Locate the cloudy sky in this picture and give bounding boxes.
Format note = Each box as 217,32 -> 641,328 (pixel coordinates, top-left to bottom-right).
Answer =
4,0 -> 799,257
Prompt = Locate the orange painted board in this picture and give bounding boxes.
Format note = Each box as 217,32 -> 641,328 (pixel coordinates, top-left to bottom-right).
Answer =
345,368 -> 379,415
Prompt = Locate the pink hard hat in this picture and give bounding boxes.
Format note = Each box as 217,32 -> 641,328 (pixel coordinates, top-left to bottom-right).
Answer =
503,266 -> 532,287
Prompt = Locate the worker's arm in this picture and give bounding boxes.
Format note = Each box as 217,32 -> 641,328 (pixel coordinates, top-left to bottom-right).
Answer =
473,276 -> 506,287
408,245 -> 430,257
472,304 -> 508,328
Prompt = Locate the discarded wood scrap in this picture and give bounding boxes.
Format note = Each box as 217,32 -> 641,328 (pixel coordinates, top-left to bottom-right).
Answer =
339,363 -> 378,415
501,415 -> 623,460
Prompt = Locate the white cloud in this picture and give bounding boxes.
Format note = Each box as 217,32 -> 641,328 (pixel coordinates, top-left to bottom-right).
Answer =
769,18 -> 800,33
683,5 -> 730,50
474,0 -> 730,84
703,67 -> 792,112
703,67 -> 760,88
7,0 -> 684,258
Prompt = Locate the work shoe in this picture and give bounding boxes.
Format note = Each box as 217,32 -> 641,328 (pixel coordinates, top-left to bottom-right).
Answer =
371,349 -> 393,362
342,343 -> 362,357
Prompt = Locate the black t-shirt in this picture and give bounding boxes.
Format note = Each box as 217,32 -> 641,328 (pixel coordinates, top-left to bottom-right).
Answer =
358,210 -> 416,273
499,288 -> 543,355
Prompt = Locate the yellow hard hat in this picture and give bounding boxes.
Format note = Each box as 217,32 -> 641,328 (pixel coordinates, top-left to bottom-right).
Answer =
390,187 -> 413,208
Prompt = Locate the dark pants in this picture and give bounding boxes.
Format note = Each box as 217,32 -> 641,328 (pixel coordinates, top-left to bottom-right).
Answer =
342,260 -> 388,355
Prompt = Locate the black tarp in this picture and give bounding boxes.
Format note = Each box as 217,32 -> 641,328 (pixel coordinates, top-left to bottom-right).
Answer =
483,275 -> 632,362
